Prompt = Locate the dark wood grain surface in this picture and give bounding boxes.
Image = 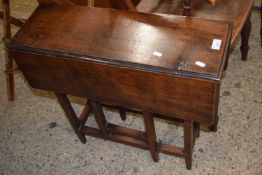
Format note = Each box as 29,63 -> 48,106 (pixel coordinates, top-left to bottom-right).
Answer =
11,5 -> 231,79
9,5 -> 231,124
137,0 -> 253,46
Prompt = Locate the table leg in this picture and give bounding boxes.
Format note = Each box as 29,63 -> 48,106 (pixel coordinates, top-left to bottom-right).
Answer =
209,115 -> 219,132
2,0 -> 14,101
261,1 -> 262,47
194,122 -> 200,137
184,120 -> 193,170
241,13 -> 252,61
143,112 -> 159,162
119,107 -> 127,121
89,101 -> 109,135
55,93 -> 87,143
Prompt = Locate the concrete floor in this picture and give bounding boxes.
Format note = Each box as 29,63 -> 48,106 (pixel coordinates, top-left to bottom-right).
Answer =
0,1 -> 262,175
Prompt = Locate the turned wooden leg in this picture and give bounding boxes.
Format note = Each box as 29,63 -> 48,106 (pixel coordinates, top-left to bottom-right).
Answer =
241,13 -> 252,61
55,93 -> 87,143
184,120 -> 193,170
143,112 -> 159,162
89,101 -> 109,135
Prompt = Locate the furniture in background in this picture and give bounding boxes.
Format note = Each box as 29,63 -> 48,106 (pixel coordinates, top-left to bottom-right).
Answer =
118,0 -> 253,62
1,0 -> 25,101
0,0 -> 94,101
253,1 -> 262,46
9,5 -> 232,169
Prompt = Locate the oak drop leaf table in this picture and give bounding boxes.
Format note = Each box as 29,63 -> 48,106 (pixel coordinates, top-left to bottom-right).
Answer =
8,5 -> 232,170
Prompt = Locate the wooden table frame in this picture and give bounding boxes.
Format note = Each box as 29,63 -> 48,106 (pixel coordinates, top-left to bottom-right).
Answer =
0,0 -> 252,101
0,0 -> 218,139
8,4 -> 233,169
55,93 -> 200,170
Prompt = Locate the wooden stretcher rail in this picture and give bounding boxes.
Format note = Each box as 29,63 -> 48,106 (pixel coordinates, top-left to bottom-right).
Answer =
0,11 -> 25,27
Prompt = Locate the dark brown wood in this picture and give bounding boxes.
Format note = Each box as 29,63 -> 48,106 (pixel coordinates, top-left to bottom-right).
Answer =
11,51 -> 223,124
158,143 -> 184,157
241,13 -> 252,61
82,123 -> 187,158
0,11 -> 25,27
78,102 -> 91,128
143,112 -> 159,162
83,126 -> 149,149
89,101 -> 109,135
137,0 -> 254,60
2,0 -> 14,101
194,122 -> 200,137
55,93 -> 87,143
8,5 -> 232,169
83,124 -> 186,157
107,123 -> 146,140
9,5 -> 231,124
118,107 -> 127,121
184,120 -> 193,170
102,0 -> 140,10
209,81 -> 221,132
84,125 -> 187,157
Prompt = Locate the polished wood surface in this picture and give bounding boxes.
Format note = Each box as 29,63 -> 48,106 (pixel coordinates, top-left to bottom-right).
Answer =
8,5 -> 232,169
11,5 -> 230,79
137,0 -> 253,47
9,5 -> 231,124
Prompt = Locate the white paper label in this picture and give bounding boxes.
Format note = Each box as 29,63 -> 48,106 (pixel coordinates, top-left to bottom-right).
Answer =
211,39 -> 222,50
153,51 -> 162,57
195,61 -> 206,68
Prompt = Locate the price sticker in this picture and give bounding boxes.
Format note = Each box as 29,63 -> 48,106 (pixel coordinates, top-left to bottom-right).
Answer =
153,51 -> 162,57
211,39 -> 222,50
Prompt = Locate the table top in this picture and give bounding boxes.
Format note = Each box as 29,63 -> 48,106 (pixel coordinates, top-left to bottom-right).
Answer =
10,4 -> 231,81
137,0 -> 253,46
